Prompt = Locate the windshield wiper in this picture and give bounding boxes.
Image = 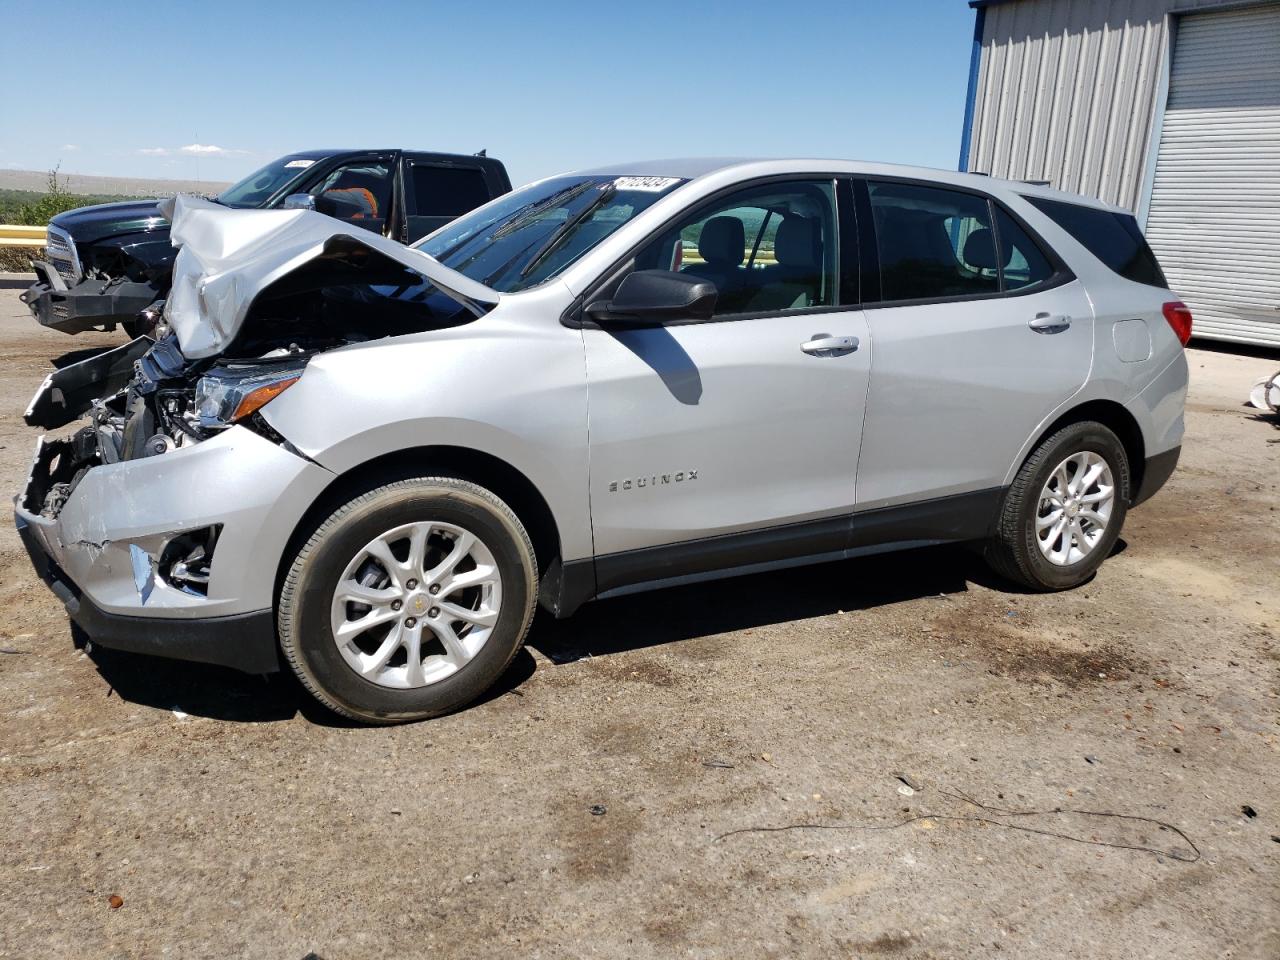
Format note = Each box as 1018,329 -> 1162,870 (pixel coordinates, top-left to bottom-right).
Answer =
518,182 -> 617,280
492,180 -> 597,240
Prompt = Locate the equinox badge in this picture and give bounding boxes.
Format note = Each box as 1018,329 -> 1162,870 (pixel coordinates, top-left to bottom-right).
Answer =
608,470 -> 698,492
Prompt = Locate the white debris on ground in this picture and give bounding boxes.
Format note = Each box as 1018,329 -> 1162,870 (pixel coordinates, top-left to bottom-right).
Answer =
1248,369 -> 1280,412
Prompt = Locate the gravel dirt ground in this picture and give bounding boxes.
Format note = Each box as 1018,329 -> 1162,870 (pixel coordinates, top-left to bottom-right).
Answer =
0,278 -> 1277,959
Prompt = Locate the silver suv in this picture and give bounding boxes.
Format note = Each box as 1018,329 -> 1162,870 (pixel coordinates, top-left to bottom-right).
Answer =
16,159 -> 1190,723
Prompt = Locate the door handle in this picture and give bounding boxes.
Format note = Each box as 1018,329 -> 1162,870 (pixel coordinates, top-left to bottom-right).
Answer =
801,334 -> 859,356
1029,312 -> 1071,333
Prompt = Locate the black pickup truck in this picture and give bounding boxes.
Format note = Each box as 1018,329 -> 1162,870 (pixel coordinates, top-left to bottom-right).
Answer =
22,148 -> 511,336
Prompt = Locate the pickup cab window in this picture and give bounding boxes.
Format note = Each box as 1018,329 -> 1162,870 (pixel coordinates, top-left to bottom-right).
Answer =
411,165 -> 491,217
404,163 -> 494,242
310,161 -> 394,232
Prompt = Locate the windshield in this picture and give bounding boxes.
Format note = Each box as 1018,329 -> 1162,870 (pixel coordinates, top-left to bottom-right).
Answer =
216,155 -> 317,209
415,174 -> 687,292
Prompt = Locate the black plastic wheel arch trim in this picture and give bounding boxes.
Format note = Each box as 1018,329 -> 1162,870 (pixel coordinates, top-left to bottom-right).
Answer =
1133,446 -> 1180,507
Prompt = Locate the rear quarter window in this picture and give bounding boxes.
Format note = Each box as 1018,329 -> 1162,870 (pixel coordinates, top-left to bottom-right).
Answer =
1026,196 -> 1167,288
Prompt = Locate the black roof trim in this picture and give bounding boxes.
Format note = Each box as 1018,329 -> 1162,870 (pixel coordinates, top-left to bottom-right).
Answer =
281,148 -> 500,162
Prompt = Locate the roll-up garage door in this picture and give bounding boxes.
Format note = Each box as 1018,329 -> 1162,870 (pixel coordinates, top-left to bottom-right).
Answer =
1144,4 -> 1280,347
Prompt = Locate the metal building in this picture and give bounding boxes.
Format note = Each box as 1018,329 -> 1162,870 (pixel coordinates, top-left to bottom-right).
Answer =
961,0 -> 1280,346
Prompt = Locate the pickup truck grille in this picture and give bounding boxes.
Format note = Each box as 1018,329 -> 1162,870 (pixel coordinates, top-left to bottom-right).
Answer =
45,225 -> 81,286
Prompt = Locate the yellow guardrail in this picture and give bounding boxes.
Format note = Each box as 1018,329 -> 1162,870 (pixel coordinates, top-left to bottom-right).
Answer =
0,224 -> 46,247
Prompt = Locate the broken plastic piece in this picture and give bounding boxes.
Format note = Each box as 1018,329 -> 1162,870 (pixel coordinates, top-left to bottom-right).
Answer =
1248,371 -> 1280,412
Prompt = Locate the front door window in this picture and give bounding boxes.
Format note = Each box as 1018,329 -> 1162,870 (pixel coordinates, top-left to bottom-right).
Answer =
632,181 -> 838,316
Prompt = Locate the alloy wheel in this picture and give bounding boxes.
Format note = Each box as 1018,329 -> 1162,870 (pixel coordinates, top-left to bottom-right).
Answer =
1035,451 -> 1116,566
329,521 -> 503,688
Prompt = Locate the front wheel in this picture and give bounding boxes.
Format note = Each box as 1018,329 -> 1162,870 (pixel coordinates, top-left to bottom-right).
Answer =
278,477 -> 537,723
985,421 -> 1131,591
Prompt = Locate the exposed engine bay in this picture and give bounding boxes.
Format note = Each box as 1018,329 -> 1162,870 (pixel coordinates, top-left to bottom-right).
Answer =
22,268 -> 477,522
21,193 -> 499,524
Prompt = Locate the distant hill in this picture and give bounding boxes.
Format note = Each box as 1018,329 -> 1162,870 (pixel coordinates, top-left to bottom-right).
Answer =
0,168 -> 232,198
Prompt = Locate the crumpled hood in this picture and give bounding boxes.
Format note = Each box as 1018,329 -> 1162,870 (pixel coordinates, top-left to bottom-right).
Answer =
162,195 -> 499,359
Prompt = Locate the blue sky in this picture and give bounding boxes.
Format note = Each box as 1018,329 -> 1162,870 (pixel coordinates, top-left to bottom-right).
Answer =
1,0 -> 978,188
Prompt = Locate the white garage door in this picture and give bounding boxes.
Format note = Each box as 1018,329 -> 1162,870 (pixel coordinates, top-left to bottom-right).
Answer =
1145,3 -> 1280,347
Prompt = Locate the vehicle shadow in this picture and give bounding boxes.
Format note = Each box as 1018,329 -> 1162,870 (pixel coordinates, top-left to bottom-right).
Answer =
0,276 -> 31,290
83,632 -> 538,726
527,543 -> 984,665
608,326 -> 703,404
81,540 -> 1073,724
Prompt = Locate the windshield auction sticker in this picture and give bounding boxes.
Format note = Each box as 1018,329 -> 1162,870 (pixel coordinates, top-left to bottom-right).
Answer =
284,159 -> 316,168
612,176 -> 681,192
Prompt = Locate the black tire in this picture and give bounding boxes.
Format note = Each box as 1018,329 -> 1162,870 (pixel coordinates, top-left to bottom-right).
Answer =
985,421 -> 1131,591
278,477 -> 537,724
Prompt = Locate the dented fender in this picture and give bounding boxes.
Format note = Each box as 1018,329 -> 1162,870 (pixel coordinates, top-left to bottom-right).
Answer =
257,280 -> 595,562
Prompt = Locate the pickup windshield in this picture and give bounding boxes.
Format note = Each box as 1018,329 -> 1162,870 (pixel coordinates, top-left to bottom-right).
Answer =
415,174 -> 687,292
216,156 -> 317,209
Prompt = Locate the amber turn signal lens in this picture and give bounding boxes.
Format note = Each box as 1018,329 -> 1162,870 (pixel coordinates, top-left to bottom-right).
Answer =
230,376 -> 300,421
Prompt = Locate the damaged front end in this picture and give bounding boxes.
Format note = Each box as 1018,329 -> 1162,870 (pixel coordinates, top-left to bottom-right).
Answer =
21,332 -> 309,518
15,327 -> 328,675
15,195 -> 499,672
23,194 -> 500,523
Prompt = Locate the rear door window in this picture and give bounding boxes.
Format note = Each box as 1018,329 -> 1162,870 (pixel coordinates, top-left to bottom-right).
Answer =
1025,196 -> 1168,288
868,181 -> 1000,302
995,208 -> 1055,291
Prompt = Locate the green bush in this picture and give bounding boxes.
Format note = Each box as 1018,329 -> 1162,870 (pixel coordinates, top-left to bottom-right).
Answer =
0,245 -> 41,272
0,169 -> 133,225
13,167 -> 85,226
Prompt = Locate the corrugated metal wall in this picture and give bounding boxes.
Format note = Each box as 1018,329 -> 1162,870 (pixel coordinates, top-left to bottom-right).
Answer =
966,0 -> 1263,210
1144,4 -> 1280,344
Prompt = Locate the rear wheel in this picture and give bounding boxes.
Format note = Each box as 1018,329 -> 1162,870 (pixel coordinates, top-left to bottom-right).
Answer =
986,421 -> 1130,591
278,477 -> 537,723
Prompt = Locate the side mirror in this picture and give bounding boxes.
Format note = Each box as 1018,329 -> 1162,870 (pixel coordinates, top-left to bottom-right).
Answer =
585,270 -> 717,326
282,193 -> 316,211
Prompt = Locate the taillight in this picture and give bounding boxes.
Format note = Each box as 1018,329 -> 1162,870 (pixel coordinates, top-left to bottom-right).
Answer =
1162,301 -> 1193,347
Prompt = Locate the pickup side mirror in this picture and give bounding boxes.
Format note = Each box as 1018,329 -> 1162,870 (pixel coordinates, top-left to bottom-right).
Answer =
585,270 -> 717,326
282,193 -> 316,211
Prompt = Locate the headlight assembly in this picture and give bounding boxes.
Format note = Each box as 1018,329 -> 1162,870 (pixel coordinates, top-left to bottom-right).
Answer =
195,366 -> 305,428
